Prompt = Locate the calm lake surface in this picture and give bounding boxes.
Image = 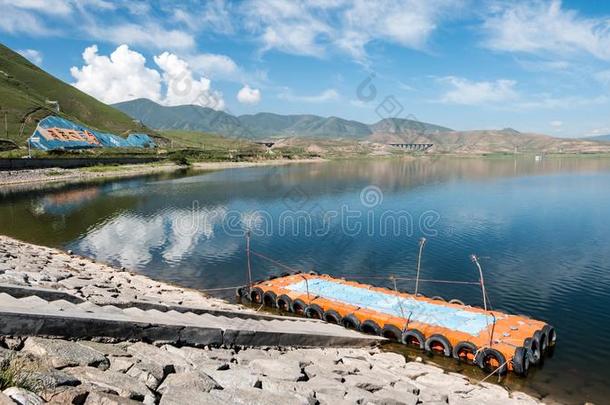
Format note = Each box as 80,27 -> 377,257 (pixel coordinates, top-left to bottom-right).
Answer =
2,156 -> 610,404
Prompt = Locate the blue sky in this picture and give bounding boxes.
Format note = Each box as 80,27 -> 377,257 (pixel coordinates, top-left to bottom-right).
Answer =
2,0 -> 610,137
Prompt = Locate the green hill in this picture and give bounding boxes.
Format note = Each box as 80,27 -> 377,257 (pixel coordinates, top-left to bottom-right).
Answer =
0,43 -> 148,146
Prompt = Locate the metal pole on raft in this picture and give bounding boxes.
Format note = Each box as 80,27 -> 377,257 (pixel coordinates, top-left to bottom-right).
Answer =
246,230 -> 253,292
470,254 -> 487,311
414,237 -> 426,296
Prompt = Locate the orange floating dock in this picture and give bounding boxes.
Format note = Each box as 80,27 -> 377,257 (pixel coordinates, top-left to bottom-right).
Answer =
241,273 -> 556,375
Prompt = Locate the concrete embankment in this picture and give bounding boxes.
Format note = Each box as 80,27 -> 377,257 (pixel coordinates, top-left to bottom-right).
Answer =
0,235 -> 562,404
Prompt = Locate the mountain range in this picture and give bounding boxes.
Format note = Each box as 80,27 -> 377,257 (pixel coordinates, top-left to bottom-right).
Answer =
112,98 -> 452,139
113,98 -> 610,154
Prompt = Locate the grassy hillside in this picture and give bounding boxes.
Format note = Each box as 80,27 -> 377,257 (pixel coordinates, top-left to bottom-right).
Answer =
0,43 -> 148,146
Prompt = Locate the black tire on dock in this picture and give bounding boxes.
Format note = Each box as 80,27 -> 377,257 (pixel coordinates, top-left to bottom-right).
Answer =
361,320 -> 382,336
276,294 -> 293,312
431,296 -> 445,302
304,304 -> 324,319
542,324 -> 556,348
262,291 -> 278,308
235,286 -> 248,298
512,347 -> 530,376
425,334 -> 453,357
524,337 -> 541,364
342,314 -> 361,330
476,348 -> 507,375
401,329 -> 426,349
292,299 -> 307,315
381,324 -> 402,341
534,329 -> 548,354
323,309 -> 342,324
448,299 -> 465,306
249,287 -> 264,304
453,341 -> 477,363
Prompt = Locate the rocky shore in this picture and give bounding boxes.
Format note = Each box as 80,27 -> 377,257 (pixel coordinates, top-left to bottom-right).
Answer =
0,159 -> 321,190
0,236 -> 561,405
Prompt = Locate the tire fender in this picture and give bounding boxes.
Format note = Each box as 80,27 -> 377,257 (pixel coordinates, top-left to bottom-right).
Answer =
276,294 -> 293,312
475,348 -> 507,375
304,304 -> 324,319
292,298 -> 307,315
452,341 -> 477,362
381,324 -> 402,341
262,291 -> 278,308
361,320 -> 382,336
524,336 -> 541,364
425,334 -> 452,357
512,346 -> 531,376
401,329 -> 425,349
249,287 -> 264,304
323,309 -> 342,324
341,314 -> 361,330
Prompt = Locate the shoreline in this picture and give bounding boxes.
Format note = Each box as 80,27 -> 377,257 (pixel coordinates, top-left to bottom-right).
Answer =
0,235 -> 565,405
0,158 -> 324,189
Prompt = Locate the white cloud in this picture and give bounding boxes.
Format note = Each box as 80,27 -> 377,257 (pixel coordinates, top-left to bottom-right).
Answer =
70,45 -> 161,104
0,0 -> 72,16
188,53 -> 239,79
17,49 -> 43,65
439,77 -> 518,105
241,0 -> 461,60
278,88 -> 339,103
237,85 -> 261,104
483,0 -> 610,61
85,23 -> 195,50
154,52 -> 225,110
550,120 -> 563,128
70,44 -> 225,110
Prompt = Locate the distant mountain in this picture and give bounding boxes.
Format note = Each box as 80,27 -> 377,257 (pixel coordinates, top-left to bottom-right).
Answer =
112,99 -> 610,154
113,98 -> 452,139
113,98 -> 247,137
584,134 -> 610,142
0,43 -> 147,145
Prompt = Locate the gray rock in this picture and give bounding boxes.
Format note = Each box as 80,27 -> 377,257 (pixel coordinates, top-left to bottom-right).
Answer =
203,365 -> 262,390
29,369 -> 80,389
2,387 -> 44,405
45,386 -> 89,404
78,341 -> 130,357
126,342 -> 191,373
157,371 -> 220,395
85,391 -> 142,404
124,343 -> 193,390
339,356 -> 371,373
233,349 -> 275,365
108,357 -> 134,373
303,375 -> 346,396
22,338 -> 109,370
372,387 -> 419,405
400,362 -> 443,379
343,374 -> 387,392
0,393 -> 13,405
249,358 -> 303,381
65,366 -> 154,402
159,386 -> 219,405
213,387 -> 311,405
369,352 -> 406,369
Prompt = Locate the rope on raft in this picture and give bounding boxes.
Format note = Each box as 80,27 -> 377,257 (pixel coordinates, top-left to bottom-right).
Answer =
250,249 -> 482,287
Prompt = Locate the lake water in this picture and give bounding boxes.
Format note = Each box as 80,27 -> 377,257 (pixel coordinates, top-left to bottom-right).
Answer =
1,156 -> 610,404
